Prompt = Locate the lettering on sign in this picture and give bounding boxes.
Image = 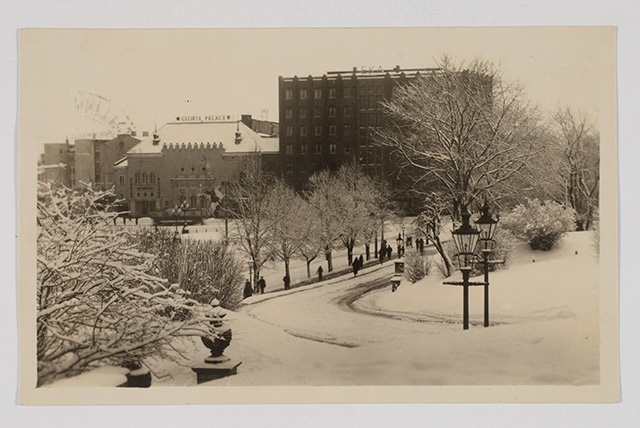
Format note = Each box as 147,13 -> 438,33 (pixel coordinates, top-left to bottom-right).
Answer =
360,66 -> 384,73
175,115 -> 234,123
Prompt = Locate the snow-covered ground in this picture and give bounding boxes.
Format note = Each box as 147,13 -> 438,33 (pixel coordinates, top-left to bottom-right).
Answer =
146,231 -> 600,387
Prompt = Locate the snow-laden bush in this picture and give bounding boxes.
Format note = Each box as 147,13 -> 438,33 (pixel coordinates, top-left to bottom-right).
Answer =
501,198 -> 576,251
132,230 -> 244,310
404,250 -> 433,283
37,183 -> 220,386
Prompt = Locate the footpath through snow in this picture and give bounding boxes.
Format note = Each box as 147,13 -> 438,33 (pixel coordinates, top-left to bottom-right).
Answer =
148,231 -> 600,387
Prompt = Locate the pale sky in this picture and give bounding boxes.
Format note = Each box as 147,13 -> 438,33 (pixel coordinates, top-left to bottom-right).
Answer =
20,27 -> 611,153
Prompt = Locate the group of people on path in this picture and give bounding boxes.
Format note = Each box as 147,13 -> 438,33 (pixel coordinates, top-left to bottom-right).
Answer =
243,276 -> 267,299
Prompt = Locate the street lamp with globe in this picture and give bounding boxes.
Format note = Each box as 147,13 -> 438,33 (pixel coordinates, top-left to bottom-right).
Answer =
474,201 -> 501,327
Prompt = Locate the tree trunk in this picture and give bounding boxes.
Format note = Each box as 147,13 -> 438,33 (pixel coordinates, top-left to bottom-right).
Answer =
347,246 -> 353,266
306,259 -> 311,278
365,243 -> 370,260
284,259 -> 290,278
433,236 -> 452,277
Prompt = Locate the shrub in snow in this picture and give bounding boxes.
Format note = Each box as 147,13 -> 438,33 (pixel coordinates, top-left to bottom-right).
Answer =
37,183 -> 220,386
404,250 -> 433,283
132,229 -> 244,310
501,198 -> 576,251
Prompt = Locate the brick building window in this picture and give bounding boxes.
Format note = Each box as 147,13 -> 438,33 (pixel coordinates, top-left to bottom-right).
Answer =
344,87 -> 353,98
142,172 -> 147,184
134,172 -> 140,184
299,108 -> 307,118
315,143 -> 322,154
300,125 -> 307,136
286,144 -> 293,155
329,107 -> 336,117
300,144 -> 308,155
329,143 -> 336,154
314,88 -> 322,99
345,144 -> 351,154
314,107 -> 322,118
315,126 -> 322,136
329,126 -> 336,136
300,89 -> 307,100
343,106 -> 351,117
286,125 -> 293,136
329,88 -> 336,99
285,108 -> 292,119
343,124 -> 351,136
285,89 -> 293,100
118,175 -> 125,185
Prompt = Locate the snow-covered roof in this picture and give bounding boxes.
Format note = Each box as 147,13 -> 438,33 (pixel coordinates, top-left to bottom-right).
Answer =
127,120 -> 279,155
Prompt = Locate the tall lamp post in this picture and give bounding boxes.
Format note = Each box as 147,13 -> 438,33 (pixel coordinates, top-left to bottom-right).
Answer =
475,201 -> 501,327
396,234 -> 403,258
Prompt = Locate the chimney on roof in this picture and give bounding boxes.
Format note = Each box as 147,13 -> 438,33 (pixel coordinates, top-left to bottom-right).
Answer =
152,132 -> 160,146
241,114 -> 252,128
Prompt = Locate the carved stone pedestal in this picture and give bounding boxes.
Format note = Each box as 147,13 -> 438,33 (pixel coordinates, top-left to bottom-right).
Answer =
192,359 -> 242,384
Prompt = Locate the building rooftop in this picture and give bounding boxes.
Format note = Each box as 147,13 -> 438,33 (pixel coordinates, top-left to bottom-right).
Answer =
127,120 -> 279,155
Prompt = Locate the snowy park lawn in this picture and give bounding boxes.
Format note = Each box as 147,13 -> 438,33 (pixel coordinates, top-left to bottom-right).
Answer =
147,231 -> 601,387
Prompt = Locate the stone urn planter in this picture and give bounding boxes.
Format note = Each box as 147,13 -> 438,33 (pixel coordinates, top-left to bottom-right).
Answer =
192,299 -> 242,384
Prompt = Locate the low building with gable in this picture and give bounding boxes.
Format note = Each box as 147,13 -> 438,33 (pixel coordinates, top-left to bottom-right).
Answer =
114,114 -> 279,222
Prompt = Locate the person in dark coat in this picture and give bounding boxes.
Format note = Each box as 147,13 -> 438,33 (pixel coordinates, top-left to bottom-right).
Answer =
379,244 -> 386,265
316,266 -> 323,282
387,246 -> 393,260
283,275 -> 291,290
352,258 -> 360,276
257,276 -> 266,294
358,254 -> 364,270
243,280 -> 253,299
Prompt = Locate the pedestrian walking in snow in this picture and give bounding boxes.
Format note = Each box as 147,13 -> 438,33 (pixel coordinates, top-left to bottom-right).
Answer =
353,258 -> 360,276
379,244 -> 386,265
387,246 -> 393,260
358,254 -> 364,270
316,266 -> 323,282
258,276 -> 266,294
243,280 -> 253,299
283,275 -> 291,290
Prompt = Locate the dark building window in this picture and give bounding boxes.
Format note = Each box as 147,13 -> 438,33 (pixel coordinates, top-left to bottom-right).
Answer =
150,172 -> 155,183
329,88 -> 336,99
135,172 -> 140,184
329,126 -> 336,136
300,89 -> 307,100
343,106 -> 351,117
315,143 -> 322,154
314,107 -> 322,118
286,125 -> 293,136
344,87 -> 353,98
329,107 -> 336,117
345,144 -> 351,154
299,108 -> 307,118
314,88 -> 322,99
118,175 -> 125,185
329,143 -> 336,154
285,89 -> 293,100
286,144 -> 293,155
300,125 -> 307,136
315,126 -> 322,136
285,108 -> 293,119
300,144 -> 308,155
344,124 -> 351,136
285,162 -> 293,173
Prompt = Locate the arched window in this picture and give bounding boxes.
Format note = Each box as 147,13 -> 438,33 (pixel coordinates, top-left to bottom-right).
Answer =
134,173 -> 140,184
150,172 -> 155,184
142,172 -> 147,184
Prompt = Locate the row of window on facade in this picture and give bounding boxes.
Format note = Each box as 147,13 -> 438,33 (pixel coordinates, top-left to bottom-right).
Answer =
285,121 -> 384,138
285,142 -> 349,156
283,84 -> 385,101
285,106 -> 352,119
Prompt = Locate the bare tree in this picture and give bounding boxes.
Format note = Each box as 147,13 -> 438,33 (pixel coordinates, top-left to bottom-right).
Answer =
374,56 -> 544,218
228,155 -> 284,289
295,200 -> 324,278
550,108 -> 599,230
412,192 -> 454,277
266,179 -> 305,279
307,169 -> 340,272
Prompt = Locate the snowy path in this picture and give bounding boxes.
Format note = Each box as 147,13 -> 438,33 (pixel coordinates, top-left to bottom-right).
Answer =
239,263 -> 459,349
150,232 -> 600,387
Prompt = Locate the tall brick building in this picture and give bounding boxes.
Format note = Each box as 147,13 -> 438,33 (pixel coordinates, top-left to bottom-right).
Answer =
278,66 -> 439,190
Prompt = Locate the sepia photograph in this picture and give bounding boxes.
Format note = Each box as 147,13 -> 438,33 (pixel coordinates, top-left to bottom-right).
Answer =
17,25 -> 618,406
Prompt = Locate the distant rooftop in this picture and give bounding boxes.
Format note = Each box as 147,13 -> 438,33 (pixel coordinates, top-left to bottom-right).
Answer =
127,119 -> 279,155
